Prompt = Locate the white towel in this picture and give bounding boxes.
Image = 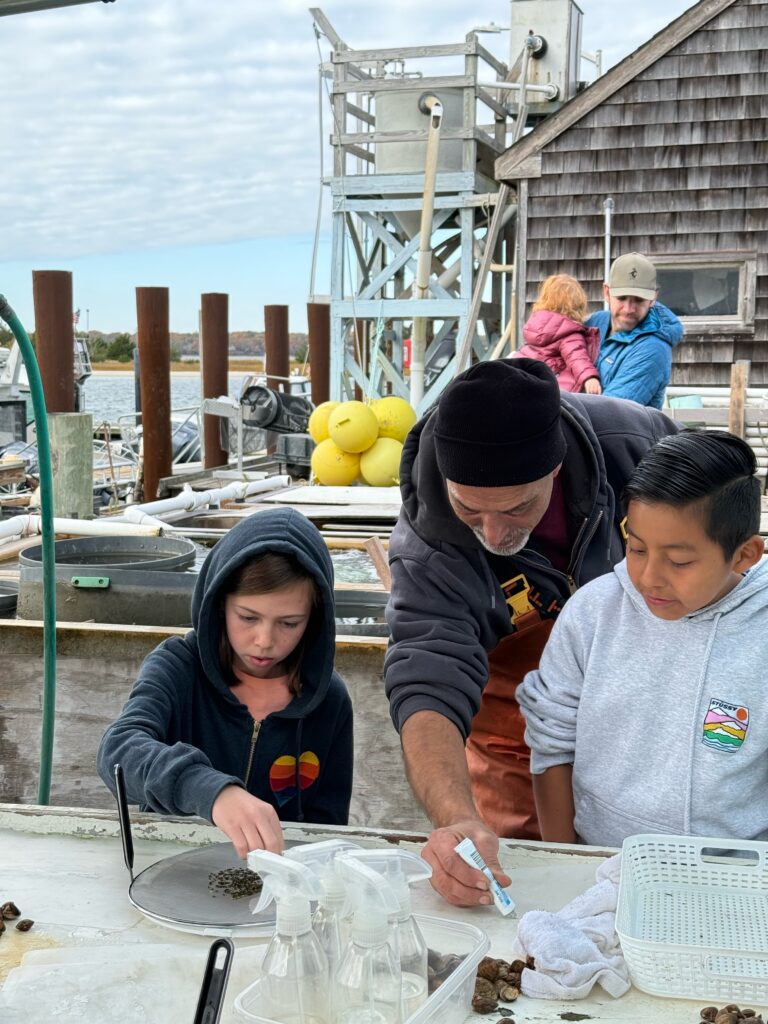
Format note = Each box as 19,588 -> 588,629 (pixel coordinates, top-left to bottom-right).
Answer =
513,853 -> 631,999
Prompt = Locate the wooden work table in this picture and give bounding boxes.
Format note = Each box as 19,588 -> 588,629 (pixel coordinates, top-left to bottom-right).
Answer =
0,804 -> 696,1023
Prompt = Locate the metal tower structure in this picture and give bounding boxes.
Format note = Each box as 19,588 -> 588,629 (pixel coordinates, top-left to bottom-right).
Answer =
313,11 -> 518,415
312,2 -> 587,413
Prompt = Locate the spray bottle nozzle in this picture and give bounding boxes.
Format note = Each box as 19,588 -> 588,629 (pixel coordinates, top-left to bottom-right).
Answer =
339,848 -> 432,919
285,839 -> 362,906
247,849 -> 325,936
334,857 -> 401,949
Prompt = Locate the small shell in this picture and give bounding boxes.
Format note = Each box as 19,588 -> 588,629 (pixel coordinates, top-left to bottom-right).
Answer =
1,902 -> 20,920
471,996 -> 499,1014
700,1010 -> 719,1023
473,977 -> 496,1000
15,919 -> 34,933
477,956 -> 500,981
510,958 -> 526,974
495,981 -> 520,1002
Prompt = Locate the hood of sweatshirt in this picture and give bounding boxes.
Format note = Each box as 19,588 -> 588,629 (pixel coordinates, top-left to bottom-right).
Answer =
614,556 -> 768,623
191,506 -> 336,718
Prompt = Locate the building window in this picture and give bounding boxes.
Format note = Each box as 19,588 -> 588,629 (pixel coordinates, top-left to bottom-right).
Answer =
653,254 -> 756,327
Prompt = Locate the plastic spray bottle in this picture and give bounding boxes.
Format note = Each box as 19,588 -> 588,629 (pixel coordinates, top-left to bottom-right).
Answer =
284,839 -> 361,975
247,849 -> 330,1024
334,857 -> 403,1024
341,849 -> 431,1017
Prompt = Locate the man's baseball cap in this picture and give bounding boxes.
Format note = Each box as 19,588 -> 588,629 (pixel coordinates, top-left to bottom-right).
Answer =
608,252 -> 657,300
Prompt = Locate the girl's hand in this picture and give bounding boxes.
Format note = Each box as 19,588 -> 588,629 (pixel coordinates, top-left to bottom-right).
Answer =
584,377 -> 602,395
212,785 -> 285,858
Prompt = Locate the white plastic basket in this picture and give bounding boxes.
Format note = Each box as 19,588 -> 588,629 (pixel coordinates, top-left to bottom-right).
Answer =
234,914 -> 489,1024
616,833 -> 768,1002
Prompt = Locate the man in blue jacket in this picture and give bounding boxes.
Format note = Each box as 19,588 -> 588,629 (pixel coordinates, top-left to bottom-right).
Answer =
587,252 -> 683,409
385,358 -> 677,906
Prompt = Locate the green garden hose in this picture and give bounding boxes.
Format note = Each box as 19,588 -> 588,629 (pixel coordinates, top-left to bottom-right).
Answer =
0,295 -> 57,804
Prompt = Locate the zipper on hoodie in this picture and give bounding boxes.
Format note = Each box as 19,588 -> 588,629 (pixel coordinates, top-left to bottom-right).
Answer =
243,719 -> 262,786
512,509 -> 603,598
565,510 -> 604,589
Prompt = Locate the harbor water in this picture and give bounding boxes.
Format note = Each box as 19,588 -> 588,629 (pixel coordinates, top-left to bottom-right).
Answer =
82,371 -> 250,427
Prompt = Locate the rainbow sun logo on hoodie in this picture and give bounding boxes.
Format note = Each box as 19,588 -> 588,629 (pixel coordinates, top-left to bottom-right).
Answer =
702,698 -> 749,753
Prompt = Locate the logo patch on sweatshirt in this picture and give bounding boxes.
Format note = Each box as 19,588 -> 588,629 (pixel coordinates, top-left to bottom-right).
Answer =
269,751 -> 320,804
702,698 -> 749,753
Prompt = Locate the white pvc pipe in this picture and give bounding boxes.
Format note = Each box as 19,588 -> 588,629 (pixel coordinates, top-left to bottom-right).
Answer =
481,79 -> 559,99
128,477 -> 291,517
602,197 -> 614,310
0,514 -> 163,543
0,476 -> 293,546
114,508 -> 174,530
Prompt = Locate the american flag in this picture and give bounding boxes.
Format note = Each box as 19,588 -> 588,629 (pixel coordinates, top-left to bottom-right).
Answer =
73,308 -> 81,327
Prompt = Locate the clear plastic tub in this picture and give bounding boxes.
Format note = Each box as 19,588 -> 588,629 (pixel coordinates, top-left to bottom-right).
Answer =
234,913 -> 490,1024
616,833 -> 768,1002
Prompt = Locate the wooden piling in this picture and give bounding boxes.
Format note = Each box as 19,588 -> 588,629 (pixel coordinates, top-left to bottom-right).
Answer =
307,302 -> 330,406
728,360 -> 750,439
136,287 -> 172,501
48,412 -> 94,518
32,270 -> 75,413
264,305 -> 290,390
201,293 -> 229,469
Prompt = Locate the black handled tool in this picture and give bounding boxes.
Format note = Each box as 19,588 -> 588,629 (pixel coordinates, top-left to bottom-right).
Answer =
193,938 -> 234,1024
113,762 -> 134,881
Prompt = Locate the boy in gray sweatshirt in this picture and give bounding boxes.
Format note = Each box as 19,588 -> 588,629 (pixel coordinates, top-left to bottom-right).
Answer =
517,430 -> 767,847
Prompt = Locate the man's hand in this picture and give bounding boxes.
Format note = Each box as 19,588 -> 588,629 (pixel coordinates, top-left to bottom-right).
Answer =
399,712 -> 511,905
583,377 -> 602,395
421,818 -> 511,907
211,785 -> 285,858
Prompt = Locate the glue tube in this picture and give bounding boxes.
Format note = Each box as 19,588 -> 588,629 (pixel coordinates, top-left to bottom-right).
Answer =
454,837 -> 516,917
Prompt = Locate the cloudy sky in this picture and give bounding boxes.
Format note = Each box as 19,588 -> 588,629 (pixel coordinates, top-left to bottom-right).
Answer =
0,0 -> 696,333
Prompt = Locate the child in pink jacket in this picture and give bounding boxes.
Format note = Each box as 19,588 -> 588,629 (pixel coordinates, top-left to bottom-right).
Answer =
515,274 -> 602,394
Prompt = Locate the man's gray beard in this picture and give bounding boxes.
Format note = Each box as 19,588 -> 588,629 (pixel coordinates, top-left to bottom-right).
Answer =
472,526 -> 531,557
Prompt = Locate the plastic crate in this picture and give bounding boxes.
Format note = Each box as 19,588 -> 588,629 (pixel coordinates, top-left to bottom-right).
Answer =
234,914 -> 489,1024
616,833 -> 768,1002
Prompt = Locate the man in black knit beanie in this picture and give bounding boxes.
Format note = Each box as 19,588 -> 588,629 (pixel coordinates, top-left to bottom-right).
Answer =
385,357 -> 677,906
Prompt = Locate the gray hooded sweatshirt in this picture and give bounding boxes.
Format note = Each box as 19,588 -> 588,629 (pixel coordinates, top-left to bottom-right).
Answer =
517,557 -> 768,846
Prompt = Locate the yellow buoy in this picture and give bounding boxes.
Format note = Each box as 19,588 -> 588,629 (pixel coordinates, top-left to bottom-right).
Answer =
308,401 -> 340,444
311,439 -> 361,486
359,437 -> 403,487
372,396 -> 417,443
328,401 -> 379,454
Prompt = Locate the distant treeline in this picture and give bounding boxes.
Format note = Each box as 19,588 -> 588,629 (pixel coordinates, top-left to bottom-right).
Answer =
0,328 -> 309,364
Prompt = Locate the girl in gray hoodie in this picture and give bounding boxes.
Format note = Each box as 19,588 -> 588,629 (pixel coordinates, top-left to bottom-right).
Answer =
517,430 -> 767,847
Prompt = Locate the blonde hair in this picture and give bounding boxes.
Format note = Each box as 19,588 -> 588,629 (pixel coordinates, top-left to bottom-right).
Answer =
531,274 -> 589,323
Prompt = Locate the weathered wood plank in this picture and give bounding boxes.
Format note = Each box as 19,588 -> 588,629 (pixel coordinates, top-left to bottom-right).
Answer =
729,360 -> 750,437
